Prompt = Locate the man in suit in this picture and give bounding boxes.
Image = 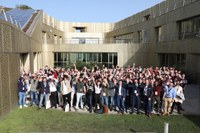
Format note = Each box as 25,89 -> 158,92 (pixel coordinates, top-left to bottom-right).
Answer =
130,79 -> 140,114
116,80 -> 126,114
143,79 -> 153,117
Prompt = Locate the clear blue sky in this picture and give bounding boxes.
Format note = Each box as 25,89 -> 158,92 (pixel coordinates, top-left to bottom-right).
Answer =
1,0 -> 163,22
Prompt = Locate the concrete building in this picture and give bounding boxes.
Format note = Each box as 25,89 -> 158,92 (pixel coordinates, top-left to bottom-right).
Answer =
0,0 -> 200,117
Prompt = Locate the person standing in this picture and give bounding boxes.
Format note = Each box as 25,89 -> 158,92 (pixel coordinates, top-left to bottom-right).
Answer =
49,76 -> 58,108
116,80 -> 126,114
61,74 -> 72,111
143,79 -> 153,117
75,76 -> 86,110
163,81 -> 176,116
18,77 -> 28,109
170,81 -> 185,114
38,77 -> 50,109
130,79 -> 140,114
93,78 -> 102,112
152,81 -> 161,114
29,75 -> 38,106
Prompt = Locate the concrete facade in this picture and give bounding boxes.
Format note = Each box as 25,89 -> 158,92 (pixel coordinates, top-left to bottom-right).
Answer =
0,0 -> 200,117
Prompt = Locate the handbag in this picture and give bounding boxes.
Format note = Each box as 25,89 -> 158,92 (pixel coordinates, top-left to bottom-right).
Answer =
46,100 -> 51,109
65,104 -> 69,112
176,93 -> 185,101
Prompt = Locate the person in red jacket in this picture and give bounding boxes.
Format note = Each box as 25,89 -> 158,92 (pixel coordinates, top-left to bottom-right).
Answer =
152,80 -> 161,114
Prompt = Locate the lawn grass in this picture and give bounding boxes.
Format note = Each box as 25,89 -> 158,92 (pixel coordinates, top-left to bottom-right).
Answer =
0,106 -> 199,133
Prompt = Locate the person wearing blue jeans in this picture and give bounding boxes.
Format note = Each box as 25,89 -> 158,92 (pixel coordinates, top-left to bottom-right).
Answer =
18,77 -> 28,109
116,80 -> 126,114
38,77 -> 50,109
30,75 -> 39,106
75,77 -> 86,110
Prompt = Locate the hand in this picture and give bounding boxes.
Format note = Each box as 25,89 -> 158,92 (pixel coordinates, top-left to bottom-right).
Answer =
123,98 -> 125,101
148,98 -> 151,101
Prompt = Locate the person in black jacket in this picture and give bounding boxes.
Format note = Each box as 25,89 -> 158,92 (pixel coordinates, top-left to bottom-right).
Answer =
143,79 -> 153,117
38,77 -> 50,109
130,79 -> 140,114
18,77 -> 28,109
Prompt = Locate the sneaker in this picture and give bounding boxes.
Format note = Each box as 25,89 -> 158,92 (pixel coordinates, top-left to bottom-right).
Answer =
20,105 -> 22,109
23,105 -> 28,108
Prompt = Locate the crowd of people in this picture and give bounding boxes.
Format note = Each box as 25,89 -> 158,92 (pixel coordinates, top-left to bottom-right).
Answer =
18,64 -> 187,117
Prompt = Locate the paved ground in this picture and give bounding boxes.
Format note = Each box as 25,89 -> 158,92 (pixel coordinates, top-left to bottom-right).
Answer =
182,84 -> 200,115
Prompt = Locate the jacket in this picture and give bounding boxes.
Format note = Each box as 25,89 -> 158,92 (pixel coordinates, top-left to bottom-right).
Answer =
39,82 -> 50,94
18,81 -> 27,93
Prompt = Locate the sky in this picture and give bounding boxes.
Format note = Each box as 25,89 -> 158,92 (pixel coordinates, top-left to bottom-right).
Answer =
0,0 -> 164,22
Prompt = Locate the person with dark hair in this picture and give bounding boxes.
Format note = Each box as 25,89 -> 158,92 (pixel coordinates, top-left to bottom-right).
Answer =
152,80 -> 161,114
86,78 -> 94,113
49,76 -> 58,108
116,80 -> 126,114
18,77 -> 28,109
38,77 -> 50,109
61,74 -> 72,111
143,79 -> 153,117
29,75 -> 38,106
75,76 -> 86,111
93,77 -> 102,112
130,79 -> 140,114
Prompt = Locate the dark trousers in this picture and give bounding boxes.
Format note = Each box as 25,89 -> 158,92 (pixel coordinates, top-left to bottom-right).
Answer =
152,96 -> 160,112
50,91 -> 58,108
125,95 -> 131,111
117,95 -> 125,112
143,96 -> 152,114
171,101 -> 181,113
94,93 -> 101,110
88,94 -> 93,111
132,96 -> 140,113
63,92 -> 71,108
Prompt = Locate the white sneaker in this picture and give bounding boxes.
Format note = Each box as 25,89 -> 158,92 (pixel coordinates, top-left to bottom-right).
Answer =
20,105 -> 22,109
23,105 -> 28,108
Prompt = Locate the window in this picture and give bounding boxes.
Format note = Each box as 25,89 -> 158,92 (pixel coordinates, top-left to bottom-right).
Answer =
155,26 -> 162,42
54,52 -> 118,68
143,14 -> 151,21
179,16 -> 200,40
159,53 -> 186,68
74,27 -> 87,32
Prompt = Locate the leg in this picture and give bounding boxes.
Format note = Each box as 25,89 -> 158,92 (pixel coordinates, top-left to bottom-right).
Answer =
170,101 -> 175,114
45,94 -> 48,108
75,93 -> 81,109
30,91 -> 34,106
62,94 -> 67,108
121,97 -> 125,113
39,94 -> 44,108
22,92 -> 26,106
66,92 -> 71,108
18,92 -> 22,106
136,97 -> 140,113
35,92 -> 39,105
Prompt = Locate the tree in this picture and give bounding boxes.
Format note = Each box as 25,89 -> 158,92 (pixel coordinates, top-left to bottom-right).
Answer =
15,4 -> 32,10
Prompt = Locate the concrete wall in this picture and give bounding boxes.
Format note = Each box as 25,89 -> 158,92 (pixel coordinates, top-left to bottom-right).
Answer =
0,19 -> 43,117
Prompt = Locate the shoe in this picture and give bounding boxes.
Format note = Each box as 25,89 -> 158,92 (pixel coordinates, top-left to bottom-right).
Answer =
178,112 -> 182,114
20,105 -> 22,109
23,105 -> 28,108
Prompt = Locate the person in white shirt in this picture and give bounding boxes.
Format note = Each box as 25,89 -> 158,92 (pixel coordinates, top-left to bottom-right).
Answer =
49,76 -> 58,108
61,74 -> 72,111
93,78 -> 102,112
170,81 -> 185,114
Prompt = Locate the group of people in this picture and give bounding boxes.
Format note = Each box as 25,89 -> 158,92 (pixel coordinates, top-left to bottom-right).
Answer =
18,64 -> 186,117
